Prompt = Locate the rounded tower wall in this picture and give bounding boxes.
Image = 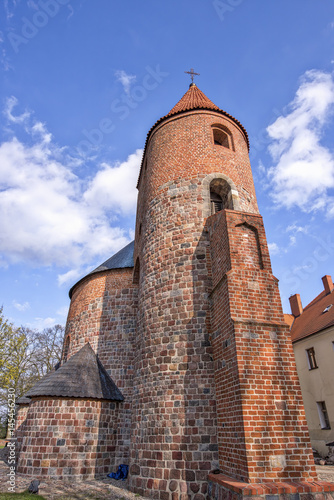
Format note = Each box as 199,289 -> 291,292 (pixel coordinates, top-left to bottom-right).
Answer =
63,268 -> 138,466
17,397 -> 120,480
136,111 -> 257,228
131,110 -> 248,498
65,268 -> 137,388
134,110 -> 258,265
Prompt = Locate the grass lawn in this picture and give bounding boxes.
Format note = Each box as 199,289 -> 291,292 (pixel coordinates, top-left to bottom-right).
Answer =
0,493 -> 46,499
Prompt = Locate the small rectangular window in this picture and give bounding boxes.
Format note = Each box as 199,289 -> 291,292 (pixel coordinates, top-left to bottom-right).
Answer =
317,401 -> 331,429
306,347 -> 318,370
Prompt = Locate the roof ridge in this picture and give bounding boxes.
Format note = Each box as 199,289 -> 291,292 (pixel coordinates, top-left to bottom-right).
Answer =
25,343 -> 124,401
166,84 -> 220,116
290,288 -> 334,343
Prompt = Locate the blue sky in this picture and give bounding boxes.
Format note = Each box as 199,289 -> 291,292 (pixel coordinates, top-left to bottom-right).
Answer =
0,0 -> 333,330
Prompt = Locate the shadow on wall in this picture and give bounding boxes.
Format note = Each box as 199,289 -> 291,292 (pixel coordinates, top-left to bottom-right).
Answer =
95,269 -> 138,478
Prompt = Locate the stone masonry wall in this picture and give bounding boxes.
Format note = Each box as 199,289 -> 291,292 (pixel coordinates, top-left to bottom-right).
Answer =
207,209 -> 317,482
130,110 -> 255,499
15,404 -> 30,459
65,268 -> 137,465
17,397 -> 119,480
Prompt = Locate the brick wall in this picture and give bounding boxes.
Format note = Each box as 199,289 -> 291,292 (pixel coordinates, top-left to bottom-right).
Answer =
65,268 -> 137,465
130,110 -> 255,499
207,209 -> 317,482
17,397 -> 120,479
15,404 -> 30,459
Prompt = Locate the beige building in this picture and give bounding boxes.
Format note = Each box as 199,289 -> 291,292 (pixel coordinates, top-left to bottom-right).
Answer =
287,275 -> 334,457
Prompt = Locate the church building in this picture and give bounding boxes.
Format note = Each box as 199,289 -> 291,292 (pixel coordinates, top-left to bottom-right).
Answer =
14,81 -> 334,500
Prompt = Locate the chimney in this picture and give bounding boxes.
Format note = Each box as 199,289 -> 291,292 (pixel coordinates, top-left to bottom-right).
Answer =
289,293 -> 303,317
322,275 -> 334,295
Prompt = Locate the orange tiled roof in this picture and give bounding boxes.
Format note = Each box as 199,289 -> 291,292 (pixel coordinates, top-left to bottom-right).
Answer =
284,313 -> 294,328
136,84 -> 249,188
167,84 -> 221,115
290,288 -> 334,343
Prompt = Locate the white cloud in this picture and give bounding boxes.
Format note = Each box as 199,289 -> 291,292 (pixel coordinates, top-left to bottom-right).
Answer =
0,33 -> 12,72
30,317 -> 57,330
267,70 -> 334,215
0,97 -> 141,268
4,0 -> 17,20
289,235 -> 297,246
115,70 -> 136,96
268,242 -> 280,255
286,223 -> 309,234
84,149 -> 142,214
27,0 -> 38,10
4,96 -> 31,124
57,268 -> 86,287
66,4 -> 74,21
57,305 -> 69,318
13,300 -> 30,312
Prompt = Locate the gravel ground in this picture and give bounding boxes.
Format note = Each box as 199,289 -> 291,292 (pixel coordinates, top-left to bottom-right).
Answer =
316,465 -> 334,483
0,456 -> 333,500
0,459 -> 146,500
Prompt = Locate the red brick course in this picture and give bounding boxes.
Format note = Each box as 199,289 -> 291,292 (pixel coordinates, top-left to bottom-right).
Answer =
207,209 -> 317,482
208,472 -> 334,499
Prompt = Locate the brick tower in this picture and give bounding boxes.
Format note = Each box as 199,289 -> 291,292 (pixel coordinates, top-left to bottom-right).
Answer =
130,83 -> 323,499
15,83 -> 334,500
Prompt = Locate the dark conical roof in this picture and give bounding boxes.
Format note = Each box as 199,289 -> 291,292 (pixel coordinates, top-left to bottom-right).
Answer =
16,396 -> 31,405
25,343 -> 124,401
89,240 -> 134,274
137,84 -> 249,188
69,240 -> 134,298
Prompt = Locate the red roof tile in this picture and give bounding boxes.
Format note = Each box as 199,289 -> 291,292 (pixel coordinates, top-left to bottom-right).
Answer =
290,288 -> 334,343
136,84 -> 249,188
284,313 -> 294,328
166,83 -> 221,115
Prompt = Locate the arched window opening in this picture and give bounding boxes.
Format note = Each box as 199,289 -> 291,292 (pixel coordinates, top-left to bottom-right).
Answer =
133,258 -> 140,285
209,178 -> 233,214
212,124 -> 234,151
210,191 -> 223,215
203,173 -> 240,217
213,128 -> 229,148
63,336 -> 70,363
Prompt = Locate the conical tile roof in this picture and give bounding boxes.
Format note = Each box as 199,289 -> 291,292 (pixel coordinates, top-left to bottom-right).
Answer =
25,343 -> 124,401
137,84 -> 249,188
167,83 -> 221,116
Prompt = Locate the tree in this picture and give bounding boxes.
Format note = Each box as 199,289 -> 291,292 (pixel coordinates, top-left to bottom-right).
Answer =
0,307 -> 28,437
0,308 -> 64,437
0,307 -> 27,392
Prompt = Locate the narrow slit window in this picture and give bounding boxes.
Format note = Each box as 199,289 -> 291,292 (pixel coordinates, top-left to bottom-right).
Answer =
63,336 -> 70,363
317,401 -> 331,429
306,347 -> 317,370
133,258 -> 140,285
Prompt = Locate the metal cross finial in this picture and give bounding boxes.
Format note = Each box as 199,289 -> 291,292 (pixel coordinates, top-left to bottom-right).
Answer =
184,68 -> 200,84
